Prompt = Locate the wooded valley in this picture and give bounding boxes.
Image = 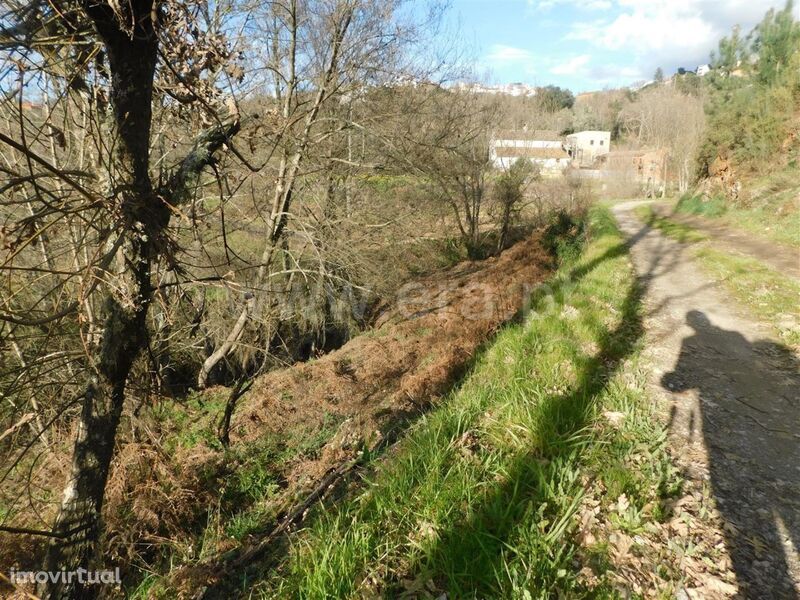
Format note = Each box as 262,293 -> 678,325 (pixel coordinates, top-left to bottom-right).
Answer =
0,1 -> 798,598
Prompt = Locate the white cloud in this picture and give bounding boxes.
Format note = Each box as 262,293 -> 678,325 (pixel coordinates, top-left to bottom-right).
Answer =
569,1 -> 797,67
588,63 -> 645,84
485,44 -> 534,65
483,0 -> 799,89
531,0 -> 612,11
549,54 -> 644,86
550,54 -> 591,75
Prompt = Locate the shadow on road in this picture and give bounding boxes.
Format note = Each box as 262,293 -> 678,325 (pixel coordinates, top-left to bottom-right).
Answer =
663,310 -> 800,598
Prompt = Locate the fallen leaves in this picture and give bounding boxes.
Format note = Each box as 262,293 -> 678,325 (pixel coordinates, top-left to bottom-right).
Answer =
603,411 -> 627,428
571,455 -> 741,598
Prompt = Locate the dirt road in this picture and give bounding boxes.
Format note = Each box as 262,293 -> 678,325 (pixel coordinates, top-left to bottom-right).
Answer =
649,202 -> 800,279
613,200 -> 800,599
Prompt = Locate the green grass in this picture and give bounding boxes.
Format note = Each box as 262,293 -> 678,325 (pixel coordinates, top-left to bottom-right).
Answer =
695,247 -> 800,346
675,167 -> 800,248
0,501 -> 14,523
222,207 -> 680,599
359,174 -> 419,193
151,390 -> 229,454
635,206 -> 800,347
127,401 -> 346,599
714,201 -> 800,248
675,194 -> 728,218
215,410 -> 346,542
635,205 -> 707,243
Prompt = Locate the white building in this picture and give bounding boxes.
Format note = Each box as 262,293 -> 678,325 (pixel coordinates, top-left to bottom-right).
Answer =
490,130 -> 570,175
503,82 -> 537,97
455,82 -> 537,97
565,130 -> 611,167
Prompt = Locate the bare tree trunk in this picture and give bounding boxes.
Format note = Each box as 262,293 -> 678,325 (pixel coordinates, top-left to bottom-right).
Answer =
41,3 -> 161,598
197,295 -> 255,388
218,377 -> 254,447
196,0 -> 354,387
38,3 -> 240,594
497,201 -> 512,253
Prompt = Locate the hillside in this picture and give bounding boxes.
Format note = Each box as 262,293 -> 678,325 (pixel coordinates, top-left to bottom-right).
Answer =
1,2 -> 798,599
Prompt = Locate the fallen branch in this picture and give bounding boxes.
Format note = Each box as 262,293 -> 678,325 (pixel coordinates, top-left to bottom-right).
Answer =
226,455 -> 363,568
0,522 -> 91,539
0,412 -> 34,443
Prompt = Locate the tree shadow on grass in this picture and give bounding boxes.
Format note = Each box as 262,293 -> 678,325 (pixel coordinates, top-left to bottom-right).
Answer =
406,261 -> 647,597
197,222 -> 659,599
400,222 -> 683,597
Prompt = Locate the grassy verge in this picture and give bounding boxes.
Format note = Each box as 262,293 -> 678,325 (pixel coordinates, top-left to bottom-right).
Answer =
635,205 -> 707,243
695,248 -> 800,346
235,207 -> 681,598
675,168 -> 800,248
636,206 -> 800,347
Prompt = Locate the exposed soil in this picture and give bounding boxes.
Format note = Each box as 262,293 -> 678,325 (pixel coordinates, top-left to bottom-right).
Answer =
614,200 -> 800,599
650,202 -> 800,279
230,233 -> 549,476
155,232 -> 552,595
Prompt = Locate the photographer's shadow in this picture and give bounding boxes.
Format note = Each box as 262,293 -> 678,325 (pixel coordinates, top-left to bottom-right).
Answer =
662,310 -> 800,598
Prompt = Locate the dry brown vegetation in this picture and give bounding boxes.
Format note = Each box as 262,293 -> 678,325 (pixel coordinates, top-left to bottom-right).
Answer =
0,225 -> 555,595
0,1 -> 585,596
6,1 -> 793,597
167,230 -> 551,595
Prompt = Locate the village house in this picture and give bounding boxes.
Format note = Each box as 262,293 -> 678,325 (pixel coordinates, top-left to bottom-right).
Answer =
490,129 -> 571,176
564,130 -> 611,167
456,82 -> 538,97
601,148 -> 668,193
696,64 -> 712,77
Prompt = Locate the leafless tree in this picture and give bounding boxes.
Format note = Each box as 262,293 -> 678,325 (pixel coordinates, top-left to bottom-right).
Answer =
1,1 -> 241,596
382,88 -> 498,258
0,0 -> 477,595
619,86 -> 706,192
195,0 -> 456,385
492,157 -> 537,252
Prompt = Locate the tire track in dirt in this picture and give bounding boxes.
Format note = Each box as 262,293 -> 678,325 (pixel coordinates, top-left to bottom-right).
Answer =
649,202 -> 800,279
614,200 -> 800,599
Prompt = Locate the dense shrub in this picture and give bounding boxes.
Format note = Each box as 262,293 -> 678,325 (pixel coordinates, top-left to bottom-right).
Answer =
697,2 -> 800,177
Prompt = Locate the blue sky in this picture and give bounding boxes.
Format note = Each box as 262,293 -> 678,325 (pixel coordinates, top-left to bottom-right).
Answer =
448,0 -> 800,92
